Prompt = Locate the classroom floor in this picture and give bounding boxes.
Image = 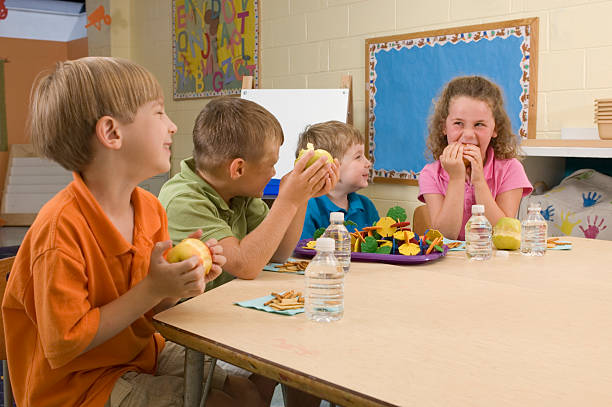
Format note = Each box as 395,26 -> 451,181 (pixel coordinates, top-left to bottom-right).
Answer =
0,377 -> 327,407
270,386 -> 334,407
0,363 -> 14,407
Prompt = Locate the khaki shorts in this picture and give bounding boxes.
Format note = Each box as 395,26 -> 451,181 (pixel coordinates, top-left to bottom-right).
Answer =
105,341 -> 227,407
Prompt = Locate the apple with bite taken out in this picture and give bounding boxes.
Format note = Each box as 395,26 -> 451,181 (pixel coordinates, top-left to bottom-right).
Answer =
462,144 -> 471,169
295,142 -> 333,168
165,238 -> 213,275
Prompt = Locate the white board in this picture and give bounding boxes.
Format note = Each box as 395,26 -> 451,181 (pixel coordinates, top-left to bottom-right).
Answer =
241,88 -> 349,179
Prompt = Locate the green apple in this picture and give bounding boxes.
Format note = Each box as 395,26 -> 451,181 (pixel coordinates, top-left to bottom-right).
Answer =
492,217 -> 521,250
166,238 -> 213,275
295,142 -> 333,168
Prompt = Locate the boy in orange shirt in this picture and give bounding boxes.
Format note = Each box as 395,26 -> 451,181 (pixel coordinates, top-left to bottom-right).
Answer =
2,57 -> 265,407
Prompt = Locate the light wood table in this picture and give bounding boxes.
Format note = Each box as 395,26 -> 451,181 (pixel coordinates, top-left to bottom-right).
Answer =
153,237 -> 612,406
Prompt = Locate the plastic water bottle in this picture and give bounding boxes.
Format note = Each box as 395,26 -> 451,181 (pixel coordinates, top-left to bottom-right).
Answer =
305,237 -> 344,322
465,204 -> 492,261
322,212 -> 351,273
521,204 -> 547,256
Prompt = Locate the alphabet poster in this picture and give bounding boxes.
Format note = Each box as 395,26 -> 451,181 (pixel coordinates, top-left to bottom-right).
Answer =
172,0 -> 259,98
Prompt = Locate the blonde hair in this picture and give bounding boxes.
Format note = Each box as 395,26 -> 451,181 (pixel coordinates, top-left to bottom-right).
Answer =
192,97 -> 284,172
29,57 -> 163,172
426,76 -> 519,161
295,120 -> 364,161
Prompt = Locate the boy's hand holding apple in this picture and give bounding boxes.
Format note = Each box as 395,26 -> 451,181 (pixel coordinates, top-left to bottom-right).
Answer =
280,148 -> 339,205
166,238 -> 213,274
146,231 -> 225,300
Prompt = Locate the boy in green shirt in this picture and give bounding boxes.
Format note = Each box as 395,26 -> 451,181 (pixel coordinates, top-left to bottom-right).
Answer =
159,97 -> 338,289
158,96 -> 338,406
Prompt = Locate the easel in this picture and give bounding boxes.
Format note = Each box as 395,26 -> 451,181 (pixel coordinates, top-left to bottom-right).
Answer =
241,74 -> 354,126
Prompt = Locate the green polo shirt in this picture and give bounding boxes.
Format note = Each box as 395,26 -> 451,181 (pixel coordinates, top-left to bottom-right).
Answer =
158,158 -> 269,289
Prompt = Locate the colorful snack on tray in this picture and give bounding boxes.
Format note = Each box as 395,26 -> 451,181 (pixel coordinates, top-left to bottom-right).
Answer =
376,217 -> 397,237
398,242 -> 421,256
300,206 -> 447,257
386,206 -> 407,223
426,236 -> 442,255
425,229 -> 443,243
377,240 -> 393,248
303,240 -> 317,250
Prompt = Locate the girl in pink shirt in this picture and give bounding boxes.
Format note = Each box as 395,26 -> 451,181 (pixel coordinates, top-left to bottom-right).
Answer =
418,76 -> 533,240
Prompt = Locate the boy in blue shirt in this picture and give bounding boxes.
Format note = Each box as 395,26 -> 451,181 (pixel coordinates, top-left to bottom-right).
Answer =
297,121 -> 379,239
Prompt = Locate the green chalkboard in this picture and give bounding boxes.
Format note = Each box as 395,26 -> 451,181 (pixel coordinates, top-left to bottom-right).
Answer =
365,18 -> 539,185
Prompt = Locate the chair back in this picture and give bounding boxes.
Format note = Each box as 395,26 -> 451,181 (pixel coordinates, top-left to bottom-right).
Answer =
412,205 -> 432,237
0,256 -> 15,361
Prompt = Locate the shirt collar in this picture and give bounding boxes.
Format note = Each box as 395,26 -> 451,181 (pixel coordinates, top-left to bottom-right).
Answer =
482,145 -> 496,177
69,172 -> 157,257
181,158 -> 249,212
322,192 -> 365,213
347,192 -> 365,212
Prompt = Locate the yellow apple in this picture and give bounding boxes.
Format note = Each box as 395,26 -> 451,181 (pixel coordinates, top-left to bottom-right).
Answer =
492,217 -> 521,250
295,142 -> 333,168
462,144 -> 471,168
166,238 -> 213,275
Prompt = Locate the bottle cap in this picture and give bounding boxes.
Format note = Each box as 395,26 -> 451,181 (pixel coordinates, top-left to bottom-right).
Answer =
329,212 -> 344,223
528,203 -> 542,211
315,237 -> 335,252
471,204 -> 485,214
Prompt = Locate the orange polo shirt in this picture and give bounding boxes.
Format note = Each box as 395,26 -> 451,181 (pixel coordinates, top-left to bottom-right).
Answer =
2,173 -> 169,407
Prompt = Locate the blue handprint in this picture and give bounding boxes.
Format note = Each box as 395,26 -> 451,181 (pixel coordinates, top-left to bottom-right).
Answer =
540,204 -> 554,221
582,191 -> 602,207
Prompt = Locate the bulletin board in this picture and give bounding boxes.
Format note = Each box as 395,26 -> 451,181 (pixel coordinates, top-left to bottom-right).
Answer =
365,18 -> 539,185
172,0 -> 259,99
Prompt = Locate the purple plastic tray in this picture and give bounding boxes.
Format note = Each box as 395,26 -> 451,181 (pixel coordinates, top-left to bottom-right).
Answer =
294,239 -> 448,265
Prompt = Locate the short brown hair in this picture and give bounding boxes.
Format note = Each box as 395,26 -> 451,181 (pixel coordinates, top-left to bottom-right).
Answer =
28,57 -> 163,172
295,121 -> 364,161
192,97 -> 284,172
426,76 -> 519,160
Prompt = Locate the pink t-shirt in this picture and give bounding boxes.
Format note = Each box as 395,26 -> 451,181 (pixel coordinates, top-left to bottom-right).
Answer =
418,146 -> 533,240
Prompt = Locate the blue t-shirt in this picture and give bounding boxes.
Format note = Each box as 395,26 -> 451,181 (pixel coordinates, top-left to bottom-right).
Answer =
300,192 -> 380,240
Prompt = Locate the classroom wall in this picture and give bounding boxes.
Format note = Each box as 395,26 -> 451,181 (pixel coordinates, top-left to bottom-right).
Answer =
0,36 -> 88,193
90,0 -> 612,219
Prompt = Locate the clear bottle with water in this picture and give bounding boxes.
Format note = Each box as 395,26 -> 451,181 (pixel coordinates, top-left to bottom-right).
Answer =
521,204 -> 547,256
305,237 -> 344,322
465,204 -> 492,261
322,212 -> 351,273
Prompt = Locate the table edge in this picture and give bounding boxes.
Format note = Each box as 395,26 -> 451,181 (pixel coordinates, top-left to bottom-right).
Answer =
153,319 -> 397,407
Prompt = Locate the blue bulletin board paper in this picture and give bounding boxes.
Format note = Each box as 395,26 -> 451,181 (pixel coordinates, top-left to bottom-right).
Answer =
366,18 -> 538,184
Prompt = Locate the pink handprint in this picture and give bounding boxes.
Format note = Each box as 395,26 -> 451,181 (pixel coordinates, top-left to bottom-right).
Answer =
578,215 -> 607,239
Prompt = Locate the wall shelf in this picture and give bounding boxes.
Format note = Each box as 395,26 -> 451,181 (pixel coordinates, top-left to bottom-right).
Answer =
520,139 -> 612,158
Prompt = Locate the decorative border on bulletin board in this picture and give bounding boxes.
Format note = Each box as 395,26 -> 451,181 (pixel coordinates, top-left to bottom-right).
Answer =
172,0 -> 259,99
365,18 -> 539,185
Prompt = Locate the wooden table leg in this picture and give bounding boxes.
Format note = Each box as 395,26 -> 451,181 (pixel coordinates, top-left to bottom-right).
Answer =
184,348 -> 204,407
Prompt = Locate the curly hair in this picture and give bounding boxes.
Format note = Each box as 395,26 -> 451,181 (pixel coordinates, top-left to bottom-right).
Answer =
426,76 -> 519,161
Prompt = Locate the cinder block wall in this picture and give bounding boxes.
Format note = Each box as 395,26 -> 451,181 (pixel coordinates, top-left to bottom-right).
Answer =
87,0 -> 612,220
